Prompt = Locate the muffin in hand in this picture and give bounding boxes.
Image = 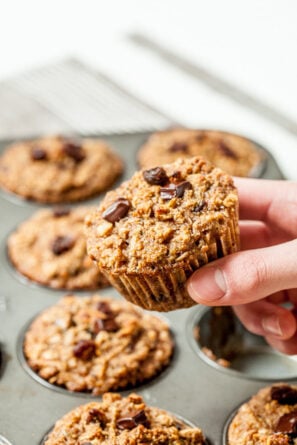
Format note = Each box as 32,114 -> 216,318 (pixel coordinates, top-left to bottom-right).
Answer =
86,156 -> 239,311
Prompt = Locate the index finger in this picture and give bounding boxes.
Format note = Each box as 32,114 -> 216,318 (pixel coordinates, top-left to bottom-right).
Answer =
234,177 -> 297,222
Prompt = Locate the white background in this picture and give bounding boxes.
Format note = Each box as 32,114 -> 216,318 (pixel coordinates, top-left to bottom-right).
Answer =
1,0 -> 296,178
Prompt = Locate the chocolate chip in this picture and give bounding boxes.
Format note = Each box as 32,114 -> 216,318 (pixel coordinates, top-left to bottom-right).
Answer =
143,167 -> 168,186
96,301 -> 113,316
86,408 -> 107,426
176,181 -> 192,198
63,141 -> 85,162
168,142 -> 188,153
31,147 -> 47,161
160,183 -> 177,200
102,198 -> 130,223
52,207 -> 71,218
160,181 -> 192,200
116,411 -> 150,431
133,410 -> 150,428
271,386 -> 297,405
193,200 -> 206,212
218,141 -> 237,159
73,340 -> 95,360
51,235 -> 75,255
93,317 -> 119,334
116,417 -> 137,430
275,411 -> 297,436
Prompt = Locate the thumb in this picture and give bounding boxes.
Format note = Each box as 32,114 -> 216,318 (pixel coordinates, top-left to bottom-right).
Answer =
187,239 -> 297,306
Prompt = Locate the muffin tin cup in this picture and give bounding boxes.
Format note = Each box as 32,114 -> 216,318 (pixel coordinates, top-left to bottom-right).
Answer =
187,305 -> 297,381
0,132 -> 290,445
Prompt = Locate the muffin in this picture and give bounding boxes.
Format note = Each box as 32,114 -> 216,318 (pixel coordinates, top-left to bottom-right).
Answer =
138,128 -> 266,177
228,384 -> 297,444
43,392 -> 206,445
0,135 -> 123,202
8,206 -> 108,290
24,294 -> 173,394
86,156 -> 239,311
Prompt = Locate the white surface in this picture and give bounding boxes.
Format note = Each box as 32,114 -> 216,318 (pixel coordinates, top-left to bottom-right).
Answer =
0,0 -> 296,178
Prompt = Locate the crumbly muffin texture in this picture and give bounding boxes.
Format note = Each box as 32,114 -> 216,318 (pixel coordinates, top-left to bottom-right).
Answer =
228,384 -> 297,444
8,207 -> 108,290
24,295 -> 173,394
0,135 -> 123,202
86,156 -> 239,310
44,392 -> 206,445
138,128 -> 265,177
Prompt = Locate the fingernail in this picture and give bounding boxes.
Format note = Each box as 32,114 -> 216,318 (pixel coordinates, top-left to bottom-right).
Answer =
262,315 -> 283,337
187,267 -> 227,302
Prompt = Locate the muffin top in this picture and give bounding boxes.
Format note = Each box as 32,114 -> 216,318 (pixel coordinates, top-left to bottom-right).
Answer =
86,156 -> 239,274
44,392 -> 205,445
228,384 -> 297,444
24,294 -> 173,394
138,128 -> 265,177
8,206 -> 108,290
0,135 -> 123,202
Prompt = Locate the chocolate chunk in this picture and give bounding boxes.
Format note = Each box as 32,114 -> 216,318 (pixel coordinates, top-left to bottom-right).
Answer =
133,410 -> 150,428
63,141 -> 85,162
51,235 -> 75,255
176,181 -> 192,198
193,200 -> 206,212
116,411 -> 150,431
160,181 -> 192,200
160,183 -> 177,200
143,167 -> 168,186
96,301 -> 113,316
93,317 -> 119,334
218,141 -> 237,159
168,142 -> 188,153
116,417 -> 137,430
86,408 -> 107,426
52,207 -> 71,218
31,147 -> 47,161
275,411 -> 297,436
271,385 -> 297,405
73,340 -> 95,360
102,198 -> 130,223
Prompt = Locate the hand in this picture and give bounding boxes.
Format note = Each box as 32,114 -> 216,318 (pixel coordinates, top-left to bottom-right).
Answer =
187,178 -> 297,355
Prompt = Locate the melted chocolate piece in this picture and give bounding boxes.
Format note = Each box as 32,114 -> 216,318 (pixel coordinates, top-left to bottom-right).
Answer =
143,167 -> 168,185
93,317 -> 119,334
63,141 -> 85,162
51,235 -> 75,255
73,340 -> 95,360
31,147 -> 47,161
168,142 -> 188,153
170,171 -> 183,183
218,141 -> 237,159
52,207 -> 71,218
116,410 -> 150,430
160,181 -> 192,200
271,386 -> 297,405
275,411 -> 297,436
86,408 -> 107,426
102,198 -> 130,223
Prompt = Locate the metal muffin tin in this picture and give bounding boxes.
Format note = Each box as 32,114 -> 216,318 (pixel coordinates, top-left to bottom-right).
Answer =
0,132 -> 294,445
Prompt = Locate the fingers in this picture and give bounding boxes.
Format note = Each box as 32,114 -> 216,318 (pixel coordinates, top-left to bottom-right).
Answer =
239,221 -> 289,250
234,178 -> 296,222
187,239 -> 297,306
233,301 -> 296,340
265,332 -> 297,355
